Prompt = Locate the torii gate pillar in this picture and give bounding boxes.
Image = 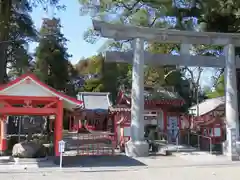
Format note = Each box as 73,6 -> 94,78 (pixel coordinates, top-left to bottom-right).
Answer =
125,38 -> 149,157
224,44 -> 239,160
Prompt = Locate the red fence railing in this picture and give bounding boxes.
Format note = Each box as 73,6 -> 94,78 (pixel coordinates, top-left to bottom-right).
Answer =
66,133 -> 116,156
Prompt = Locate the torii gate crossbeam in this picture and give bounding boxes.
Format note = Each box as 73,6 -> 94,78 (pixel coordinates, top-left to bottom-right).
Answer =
93,20 -> 240,161
104,51 -> 240,68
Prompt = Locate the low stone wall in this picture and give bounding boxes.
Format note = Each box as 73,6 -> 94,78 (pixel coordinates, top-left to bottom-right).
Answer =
222,141 -> 240,156
237,141 -> 240,154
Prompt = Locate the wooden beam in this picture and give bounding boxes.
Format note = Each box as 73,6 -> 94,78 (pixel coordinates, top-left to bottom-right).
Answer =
44,101 -> 58,108
0,95 -> 59,102
0,107 -> 57,115
104,51 -> 240,68
0,100 -> 11,107
93,20 -> 240,45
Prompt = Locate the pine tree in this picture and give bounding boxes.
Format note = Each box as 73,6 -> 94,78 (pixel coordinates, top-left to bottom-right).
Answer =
7,0 -> 37,79
35,18 -> 70,92
0,0 -> 62,83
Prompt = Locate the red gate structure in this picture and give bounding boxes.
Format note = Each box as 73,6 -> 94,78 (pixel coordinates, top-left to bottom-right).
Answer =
0,74 -> 83,156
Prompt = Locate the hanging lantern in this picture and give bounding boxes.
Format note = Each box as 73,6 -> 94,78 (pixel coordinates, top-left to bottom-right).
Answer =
49,115 -> 55,120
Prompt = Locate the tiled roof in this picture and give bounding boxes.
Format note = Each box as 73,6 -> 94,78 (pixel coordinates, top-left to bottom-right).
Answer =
77,92 -> 111,111
189,96 -> 225,116
124,86 -> 183,101
109,104 -> 130,112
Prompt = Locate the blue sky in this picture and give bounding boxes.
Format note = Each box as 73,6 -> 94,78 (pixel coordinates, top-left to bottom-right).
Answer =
30,0 -> 106,64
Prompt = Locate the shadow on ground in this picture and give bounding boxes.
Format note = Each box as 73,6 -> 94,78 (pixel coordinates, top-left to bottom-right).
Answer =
41,155 -> 146,168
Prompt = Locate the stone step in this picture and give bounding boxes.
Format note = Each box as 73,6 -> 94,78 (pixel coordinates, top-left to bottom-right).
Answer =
0,156 -> 11,164
173,151 -> 230,163
160,144 -> 198,153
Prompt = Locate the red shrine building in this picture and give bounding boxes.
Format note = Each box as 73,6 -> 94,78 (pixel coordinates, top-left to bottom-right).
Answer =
0,74 -> 83,156
188,97 -> 226,149
70,92 -> 112,131
109,86 -> 185,148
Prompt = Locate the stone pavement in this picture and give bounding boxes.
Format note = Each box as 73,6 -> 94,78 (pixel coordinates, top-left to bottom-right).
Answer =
1,163 -> 240,180
0,154 -> 240,180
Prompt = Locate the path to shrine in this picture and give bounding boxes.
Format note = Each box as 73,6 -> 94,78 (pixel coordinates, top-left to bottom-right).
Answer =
1,155 -> 240,180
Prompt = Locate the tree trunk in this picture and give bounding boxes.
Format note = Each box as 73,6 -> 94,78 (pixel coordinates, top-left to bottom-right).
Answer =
0,0 -> 12,84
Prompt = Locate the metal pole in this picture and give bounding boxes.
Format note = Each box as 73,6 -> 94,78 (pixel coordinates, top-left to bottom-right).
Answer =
18,117 -> 21,143
59,151 -> 62,169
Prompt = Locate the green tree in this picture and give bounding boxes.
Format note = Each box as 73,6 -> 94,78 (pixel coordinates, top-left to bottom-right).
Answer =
82,78 -> 104,92
75,54 -> 131,101
7,1 -> 37,79
77,55 -> 105,92
0,0 -> 12,83
103,62 -> 131,101
75,55 -> 103,75
206,74 -> 224,98
0,0 -> 62,84
79,0 -> 196,101
183,1 -> 240,97
80,0 -> 238,108
34,18 -> 71,92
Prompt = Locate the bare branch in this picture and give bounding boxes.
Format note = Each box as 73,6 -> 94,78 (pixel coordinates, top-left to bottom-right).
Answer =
184,67 -> 194,81
149,17 -> 158,27
196,67 -> 203,87
118,0 -> 141,11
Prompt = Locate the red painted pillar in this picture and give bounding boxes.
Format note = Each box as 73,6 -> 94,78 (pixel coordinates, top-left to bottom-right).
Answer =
163,110 -> 168,133
113,113 -> 118,146
54,100 -> 63,156
0,116 -> 7,154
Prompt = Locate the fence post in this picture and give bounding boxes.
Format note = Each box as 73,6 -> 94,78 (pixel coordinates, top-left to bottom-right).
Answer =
197,135 -> 200,150
77,133 -> 80,155
176,135 -> 179,152
209,138 -> 212,154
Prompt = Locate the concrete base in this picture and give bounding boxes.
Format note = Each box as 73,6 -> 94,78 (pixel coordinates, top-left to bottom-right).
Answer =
0,151 -> 6,156
222,140 -> 240,161
226,155 -> 240,161
125,140 -> 149,157
9,156 -> 49,163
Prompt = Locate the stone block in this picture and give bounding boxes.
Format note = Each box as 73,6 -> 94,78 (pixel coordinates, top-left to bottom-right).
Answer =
125,140 -> 149,157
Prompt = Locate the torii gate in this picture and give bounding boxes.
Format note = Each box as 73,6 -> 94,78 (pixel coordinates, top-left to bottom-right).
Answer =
93,20 -> 240,160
